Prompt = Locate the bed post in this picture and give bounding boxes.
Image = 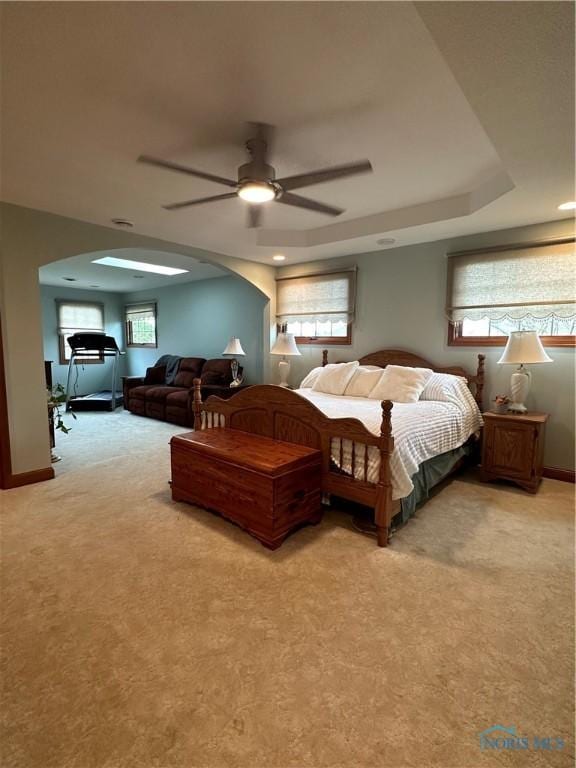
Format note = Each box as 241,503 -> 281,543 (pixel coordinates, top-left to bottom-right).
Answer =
375,400 -> 394,547
192,378 -> 203,430
322,349 -> 328,367
476,354 -> 485,409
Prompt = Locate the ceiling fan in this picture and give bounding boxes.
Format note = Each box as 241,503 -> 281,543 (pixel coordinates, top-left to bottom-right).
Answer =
138,123 -> 372,228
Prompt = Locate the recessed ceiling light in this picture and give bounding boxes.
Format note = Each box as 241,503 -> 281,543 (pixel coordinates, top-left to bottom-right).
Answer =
111,218 -> 134,228
92,256 -> 188,276
133,275 -> 145,279
89,285 -> 100,288
272,254 -> 286,262
63,277 -> 77,281
558,201 -> 576,211
376,238 -> 396,246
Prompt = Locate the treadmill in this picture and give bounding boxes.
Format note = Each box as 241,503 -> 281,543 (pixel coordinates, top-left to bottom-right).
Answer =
65,332 -> 125,412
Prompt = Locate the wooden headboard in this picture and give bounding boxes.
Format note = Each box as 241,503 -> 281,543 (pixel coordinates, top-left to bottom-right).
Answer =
322,348 -> 485,408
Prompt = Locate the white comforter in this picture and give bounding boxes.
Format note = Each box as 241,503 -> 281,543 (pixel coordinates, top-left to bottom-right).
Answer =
295,389 -> 483,499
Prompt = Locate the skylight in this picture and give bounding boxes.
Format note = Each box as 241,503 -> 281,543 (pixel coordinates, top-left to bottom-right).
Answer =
92,256 -> 188,276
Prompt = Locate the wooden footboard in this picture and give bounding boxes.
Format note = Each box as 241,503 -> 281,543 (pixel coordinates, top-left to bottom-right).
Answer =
192,380 -> 394,546
191,349 -> 485,548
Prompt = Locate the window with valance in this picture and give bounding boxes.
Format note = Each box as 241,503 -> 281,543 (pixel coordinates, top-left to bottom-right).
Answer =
446,238 -> 575,346
276,269 -> 356,344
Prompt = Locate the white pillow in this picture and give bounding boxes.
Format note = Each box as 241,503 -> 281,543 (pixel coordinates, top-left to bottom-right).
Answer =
420,372 -> 480,416
312,361 -> 359,395
420,372 -> 468,402
344,367 -> 385,397
299,366 -> 324,389
368,365 -> 433,403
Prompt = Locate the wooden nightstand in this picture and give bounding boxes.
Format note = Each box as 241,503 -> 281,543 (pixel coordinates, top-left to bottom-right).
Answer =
480,412 -> 548,493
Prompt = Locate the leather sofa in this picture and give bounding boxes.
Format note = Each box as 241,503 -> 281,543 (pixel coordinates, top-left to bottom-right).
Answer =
123,357 -> 242,427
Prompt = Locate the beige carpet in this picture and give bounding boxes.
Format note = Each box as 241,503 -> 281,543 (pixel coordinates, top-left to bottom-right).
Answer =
0,410 -> 573,768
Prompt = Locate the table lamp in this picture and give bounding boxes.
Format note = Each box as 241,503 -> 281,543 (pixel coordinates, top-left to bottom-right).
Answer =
270,332 -> 301,387
497,331 -> 552,413
222,337 -> 246,386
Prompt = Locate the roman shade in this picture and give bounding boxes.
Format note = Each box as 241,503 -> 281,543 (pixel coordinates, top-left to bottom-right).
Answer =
276,270 -> 356,324
125,302 -> 156,322
125,302 -> 157,346
447,240 -> 576,322
57,301 -> 104,335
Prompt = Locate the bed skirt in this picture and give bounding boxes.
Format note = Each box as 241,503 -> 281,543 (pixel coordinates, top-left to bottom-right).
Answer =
397,443 -> 472,526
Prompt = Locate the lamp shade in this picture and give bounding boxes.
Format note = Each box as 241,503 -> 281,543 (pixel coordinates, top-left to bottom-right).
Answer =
497,331 -> 553,365
270,332 -> 301,356
222,337 -> 246,356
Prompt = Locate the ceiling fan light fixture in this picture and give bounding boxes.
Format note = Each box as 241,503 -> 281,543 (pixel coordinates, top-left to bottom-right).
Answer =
140,125 -> 373,225
238,182 -> 276,204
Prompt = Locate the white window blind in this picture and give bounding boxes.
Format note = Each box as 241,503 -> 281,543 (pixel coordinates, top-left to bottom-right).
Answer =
276,270 -> 356,324
57,301 -> 104,335
447,240 -> 576,323
56,300 -> 105,363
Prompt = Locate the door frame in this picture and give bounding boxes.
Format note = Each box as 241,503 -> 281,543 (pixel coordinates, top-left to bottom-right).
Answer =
0,314 -> 12,487
0,315 -> 54,489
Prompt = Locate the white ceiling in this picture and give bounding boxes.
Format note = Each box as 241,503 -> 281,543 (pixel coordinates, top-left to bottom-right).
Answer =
39,249 -> 226,293
1,2 -> 574,267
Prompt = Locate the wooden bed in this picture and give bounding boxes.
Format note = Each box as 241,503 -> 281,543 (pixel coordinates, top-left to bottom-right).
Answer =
192,349 -> 485,547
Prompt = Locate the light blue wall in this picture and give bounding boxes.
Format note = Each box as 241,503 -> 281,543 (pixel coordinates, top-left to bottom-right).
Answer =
40,285 -> 126,395
278,219 -> 575,471
123,275 -> 266,383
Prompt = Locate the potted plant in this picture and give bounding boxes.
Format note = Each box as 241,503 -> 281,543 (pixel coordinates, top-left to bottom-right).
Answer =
47,384 -> 76,461
493,394 -> 511,414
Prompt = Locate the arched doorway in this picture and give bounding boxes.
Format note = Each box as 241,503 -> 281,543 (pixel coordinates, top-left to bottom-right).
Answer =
0,204 -> 275,486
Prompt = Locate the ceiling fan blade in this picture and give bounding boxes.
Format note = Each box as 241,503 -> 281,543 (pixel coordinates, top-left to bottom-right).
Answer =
139,155 -> 237,188
247,205 -> 262,228
163,192 -> 238,211
277,192 -> 344,217
277,160 -> 372,192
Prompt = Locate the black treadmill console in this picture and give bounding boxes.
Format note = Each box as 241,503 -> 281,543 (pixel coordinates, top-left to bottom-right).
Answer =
67,333 -> 121,353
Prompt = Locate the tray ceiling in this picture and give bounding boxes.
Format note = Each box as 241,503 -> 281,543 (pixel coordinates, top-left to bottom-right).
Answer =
1,2 -> 573,265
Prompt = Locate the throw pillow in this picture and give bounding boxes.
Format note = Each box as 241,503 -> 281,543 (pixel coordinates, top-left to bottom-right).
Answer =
299,366 -> 324,389
312,361 -> 359,395
344,367 -> 385,397
368,365 -> 433,403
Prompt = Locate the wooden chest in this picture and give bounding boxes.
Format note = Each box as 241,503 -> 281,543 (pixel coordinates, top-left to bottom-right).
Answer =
170,428 -> 323,549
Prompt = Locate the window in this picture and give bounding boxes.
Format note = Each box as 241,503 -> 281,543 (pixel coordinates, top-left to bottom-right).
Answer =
125,302 -> 157,347
276,269 -> 356,345
56,301 -> 105,364
447,238 -> 576,346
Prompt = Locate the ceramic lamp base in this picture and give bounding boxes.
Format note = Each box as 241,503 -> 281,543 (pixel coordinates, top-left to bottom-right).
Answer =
509,366 -> 531,413
278,358 -> 290,388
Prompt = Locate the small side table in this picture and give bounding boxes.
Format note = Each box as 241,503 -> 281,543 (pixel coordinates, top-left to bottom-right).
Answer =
480,411 -> 548,493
